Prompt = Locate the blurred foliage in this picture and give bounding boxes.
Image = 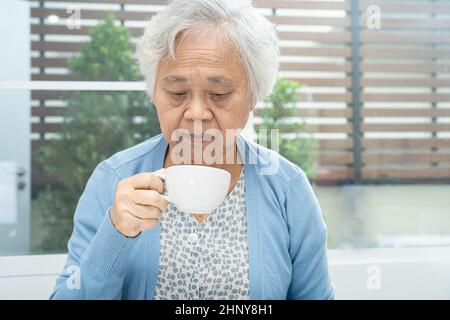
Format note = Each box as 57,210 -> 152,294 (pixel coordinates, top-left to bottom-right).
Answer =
33,13 -> 160,253
257,77 -> 317,179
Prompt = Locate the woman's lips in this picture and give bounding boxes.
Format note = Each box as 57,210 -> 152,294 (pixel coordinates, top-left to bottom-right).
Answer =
183,134 -> 214,142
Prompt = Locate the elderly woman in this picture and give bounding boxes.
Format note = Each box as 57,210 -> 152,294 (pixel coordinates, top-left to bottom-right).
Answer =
51,0 -> 334,300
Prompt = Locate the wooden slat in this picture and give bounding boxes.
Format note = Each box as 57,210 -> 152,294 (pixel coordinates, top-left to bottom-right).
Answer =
279,47 -> 351,57
32,91 -> 70,100
254,108 -> 352,118
280,62 -> 351,72
32,122 -> 147,133
285,77 -> 352,87
278,31 -> 351,43
316,153 -> 354,165
32,106 -> 146,117
362,138 -> 450,149
362,168 -> 450,180
361,31 -> 450,45
32,57 -> 68,68
315,168 -> 354,182
360,17 -> 450,30
359,1 -> 450,14
32,139 -> 53,150
362,153 -> 450,164
361,123 -> 450,132
361,93 -> 450,103
318,139 -> 353,149
32,107 -> 68,117
360,47 -> 450,60
32,123 -> 61,134
255,123 -> 353,133
32,41 -> 84,52
361,78 -> 450,88
255,0 -> 350,10
297,93 -> 352,103
361,108 -> 450,117
361,63 -> 450,74
269,15 -> 350,27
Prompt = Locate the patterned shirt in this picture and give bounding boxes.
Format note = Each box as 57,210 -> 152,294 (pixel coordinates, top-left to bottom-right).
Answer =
153,167 -> 250,300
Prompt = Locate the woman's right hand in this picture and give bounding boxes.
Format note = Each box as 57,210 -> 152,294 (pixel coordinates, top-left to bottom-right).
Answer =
109,168 -> 168,238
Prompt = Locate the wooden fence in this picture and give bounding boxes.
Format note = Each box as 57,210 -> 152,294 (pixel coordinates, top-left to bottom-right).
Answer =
30,0 -> 450,186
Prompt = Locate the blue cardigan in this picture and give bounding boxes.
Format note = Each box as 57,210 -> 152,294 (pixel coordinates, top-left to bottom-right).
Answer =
50,133 -> 335,300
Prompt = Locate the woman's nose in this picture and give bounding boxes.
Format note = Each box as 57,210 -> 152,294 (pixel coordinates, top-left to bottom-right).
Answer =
184,97 -> 213,122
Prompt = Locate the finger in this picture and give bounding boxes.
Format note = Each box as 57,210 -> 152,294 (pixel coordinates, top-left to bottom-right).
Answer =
126,202 -> 163,221
126,217 -> 160,237
139,218 -> 161,232
152,168 -> 167,181
129,172 -> 164,193
129,189 -> 169,212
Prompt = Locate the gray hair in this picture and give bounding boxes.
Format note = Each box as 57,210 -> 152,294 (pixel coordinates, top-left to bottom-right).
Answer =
135,0 -> 279,105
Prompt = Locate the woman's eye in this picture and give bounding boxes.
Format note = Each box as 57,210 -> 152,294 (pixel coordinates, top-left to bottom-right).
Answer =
170,92 -> 187,97
210,93 -> 230,101
168,92 -> 187,100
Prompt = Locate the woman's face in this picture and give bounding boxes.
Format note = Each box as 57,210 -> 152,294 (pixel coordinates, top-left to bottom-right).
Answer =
152,30 -> 253,165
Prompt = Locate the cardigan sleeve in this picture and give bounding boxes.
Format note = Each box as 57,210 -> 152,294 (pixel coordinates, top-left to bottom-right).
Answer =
49,161 -> 139,300
285,172 -> 335,300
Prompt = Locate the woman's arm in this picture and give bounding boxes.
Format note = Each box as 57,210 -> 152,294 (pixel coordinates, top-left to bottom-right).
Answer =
285,172 -> 336,300
49,162 -> 139,300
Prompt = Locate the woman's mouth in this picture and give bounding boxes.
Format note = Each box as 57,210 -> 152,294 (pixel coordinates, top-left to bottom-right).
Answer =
186,133 -> 214,143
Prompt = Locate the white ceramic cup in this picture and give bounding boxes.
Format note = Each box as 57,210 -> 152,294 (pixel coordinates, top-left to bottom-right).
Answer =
153,165 -> 231,214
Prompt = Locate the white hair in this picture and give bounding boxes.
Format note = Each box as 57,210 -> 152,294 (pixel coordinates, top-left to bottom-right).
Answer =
135,0 -> 279,105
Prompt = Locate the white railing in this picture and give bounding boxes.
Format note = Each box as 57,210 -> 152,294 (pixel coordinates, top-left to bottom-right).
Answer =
1,247 -> 450,300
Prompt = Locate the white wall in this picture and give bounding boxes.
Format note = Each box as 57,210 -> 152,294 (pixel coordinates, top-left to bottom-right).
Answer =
0,0 -> 31,255
1,247 -> 449,300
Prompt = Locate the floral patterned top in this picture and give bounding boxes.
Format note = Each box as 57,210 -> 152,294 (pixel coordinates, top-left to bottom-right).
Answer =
153,167 -> 250,300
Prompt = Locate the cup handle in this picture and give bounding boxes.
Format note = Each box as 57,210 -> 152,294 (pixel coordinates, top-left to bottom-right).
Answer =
152,168 -> 167,181
152,169 -> 171,203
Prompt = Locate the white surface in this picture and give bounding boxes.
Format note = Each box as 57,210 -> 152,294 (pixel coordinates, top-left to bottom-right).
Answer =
1,247 -> 450,300
0,0 -> 31,255
0,161 -> 17,224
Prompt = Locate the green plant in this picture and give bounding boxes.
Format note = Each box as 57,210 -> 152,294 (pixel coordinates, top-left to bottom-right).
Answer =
257,77 -> 317,179
32,13 -> 160,253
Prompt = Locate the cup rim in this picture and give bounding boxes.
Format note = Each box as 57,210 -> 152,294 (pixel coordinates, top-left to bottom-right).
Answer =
166,164 -> 231,179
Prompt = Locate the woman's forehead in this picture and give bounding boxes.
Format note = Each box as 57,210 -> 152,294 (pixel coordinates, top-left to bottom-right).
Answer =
169,30 -> 240,63
156,31 -> 246,86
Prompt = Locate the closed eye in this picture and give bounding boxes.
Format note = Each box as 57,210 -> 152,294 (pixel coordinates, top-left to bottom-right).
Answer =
210,92 -> 231,101
169,92 -> 187,97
